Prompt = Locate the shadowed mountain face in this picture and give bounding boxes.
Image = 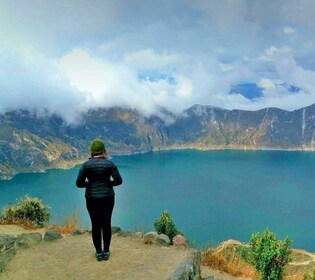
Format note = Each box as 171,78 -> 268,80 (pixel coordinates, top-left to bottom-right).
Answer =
1,104 -> 315,179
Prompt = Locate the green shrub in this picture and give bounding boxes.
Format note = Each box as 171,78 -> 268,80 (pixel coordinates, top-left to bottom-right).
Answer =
304,270 -> 315,280
1,195 -> 51,227
248,228 -> 291,280
154,210 -> 181,240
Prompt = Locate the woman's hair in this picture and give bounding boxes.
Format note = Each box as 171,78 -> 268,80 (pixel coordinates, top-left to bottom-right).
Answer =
91,150 -> 109,159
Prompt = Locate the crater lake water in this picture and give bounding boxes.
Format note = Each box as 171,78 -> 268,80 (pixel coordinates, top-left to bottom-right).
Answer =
1,149 -> 315,251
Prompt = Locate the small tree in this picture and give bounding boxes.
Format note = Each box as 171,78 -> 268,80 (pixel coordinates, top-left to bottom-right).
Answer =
248,228 -> 291,280
1,195 -> 51,227
154,210 -> 181,240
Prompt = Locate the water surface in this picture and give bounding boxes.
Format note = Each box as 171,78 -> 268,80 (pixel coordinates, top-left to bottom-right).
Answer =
1,150 -> 314,250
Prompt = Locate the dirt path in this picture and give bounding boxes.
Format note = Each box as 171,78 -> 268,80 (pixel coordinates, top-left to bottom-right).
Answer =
290,249 -> 315,266
0,226 -> 256,280
201,267 -> 251,280
1,226 -> 190,280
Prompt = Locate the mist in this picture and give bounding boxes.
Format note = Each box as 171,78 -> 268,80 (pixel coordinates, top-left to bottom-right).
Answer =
1,0 -> 315,122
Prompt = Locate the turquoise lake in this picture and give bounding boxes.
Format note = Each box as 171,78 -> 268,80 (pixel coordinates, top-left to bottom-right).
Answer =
1,149 -> 315,251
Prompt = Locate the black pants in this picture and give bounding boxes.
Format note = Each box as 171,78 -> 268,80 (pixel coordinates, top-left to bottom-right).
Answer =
86,196 -> 115,254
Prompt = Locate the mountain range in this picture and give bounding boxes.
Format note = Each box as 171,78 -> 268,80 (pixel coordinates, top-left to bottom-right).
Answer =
1,103 -> 315,180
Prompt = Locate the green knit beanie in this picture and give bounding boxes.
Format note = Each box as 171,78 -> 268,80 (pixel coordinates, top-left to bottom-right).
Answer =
90,139 -> 105,155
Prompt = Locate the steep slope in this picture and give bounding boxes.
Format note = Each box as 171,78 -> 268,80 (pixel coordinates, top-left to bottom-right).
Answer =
1,104 -> 315,179
168,104 -> 315,150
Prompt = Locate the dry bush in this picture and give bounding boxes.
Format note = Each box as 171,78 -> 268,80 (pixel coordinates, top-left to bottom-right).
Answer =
202,248 -> 257,279
0,217 -> 37,230
202,249 -> 228,271
47,211 -> 80,234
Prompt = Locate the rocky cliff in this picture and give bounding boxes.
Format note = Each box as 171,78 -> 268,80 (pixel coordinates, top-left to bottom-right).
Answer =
1,104 -> 315,179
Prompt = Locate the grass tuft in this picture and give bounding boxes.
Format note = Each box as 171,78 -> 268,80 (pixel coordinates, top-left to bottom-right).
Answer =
0,217 -> 38,229
47,211 -> 80,234
202,248 -> 257,279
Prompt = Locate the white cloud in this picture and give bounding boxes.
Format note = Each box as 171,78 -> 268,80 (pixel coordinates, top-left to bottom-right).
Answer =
174,75 -> 193,98
284,26 -> 296,34
258,79 -> 277,89
263,46 -> 315,93
0,46 -> 85,122
1,0 -> 315,120
124,49 -> 180,69
58,49 -> 199,116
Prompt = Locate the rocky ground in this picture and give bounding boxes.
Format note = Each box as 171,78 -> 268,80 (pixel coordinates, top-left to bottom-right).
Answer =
2,225 -> 314,280
0,225 -> 189,280
0,225 -> 240,280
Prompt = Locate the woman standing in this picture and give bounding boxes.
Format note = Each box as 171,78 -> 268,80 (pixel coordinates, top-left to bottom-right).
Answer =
76,139 -> 123,261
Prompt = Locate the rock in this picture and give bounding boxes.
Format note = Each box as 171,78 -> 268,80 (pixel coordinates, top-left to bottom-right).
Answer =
44,230 -> 63,242
16,233 -> 42,248
167,249 -> 201,280
0,234 -> 16,251
172,234 -> 188,249
157,234 -> 171,246
111,226 -> 121,234
0,235 -> 17,273
71,229 -> 86,236
143,232 -> 159,245
117,231 -> 132,237
133,232 -> 144,239
167,263 -> 190,280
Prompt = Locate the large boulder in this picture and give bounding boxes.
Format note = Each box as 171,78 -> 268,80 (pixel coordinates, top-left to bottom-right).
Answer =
172,234 -> 188,249
0,234 -> 16,251
44,230 -> 63,242
111,226 -> 121,234
71,229 -> 86,236
0,234 -> 17,273
143,232 -> 159,245
167,250 -> 201,280
16,233 -> 42,248
157,234 -> 171,246
117,231 -> 132,237
133,232 -> 144,239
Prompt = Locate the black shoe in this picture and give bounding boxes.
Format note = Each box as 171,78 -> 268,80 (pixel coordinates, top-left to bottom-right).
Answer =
96,252 -> 103,261
102,251 -> 110,261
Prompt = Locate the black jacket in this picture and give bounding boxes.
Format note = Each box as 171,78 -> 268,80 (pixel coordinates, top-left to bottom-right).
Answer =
76,157 -> 122,199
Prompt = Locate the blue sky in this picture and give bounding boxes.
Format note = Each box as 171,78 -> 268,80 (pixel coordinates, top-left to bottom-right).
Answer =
1,0 -> 315,121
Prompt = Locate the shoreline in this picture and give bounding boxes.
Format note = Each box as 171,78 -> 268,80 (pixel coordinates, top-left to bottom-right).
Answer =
2,146 -> 315,181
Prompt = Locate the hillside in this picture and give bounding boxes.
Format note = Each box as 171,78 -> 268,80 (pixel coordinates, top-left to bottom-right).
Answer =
1,104 -> 315,179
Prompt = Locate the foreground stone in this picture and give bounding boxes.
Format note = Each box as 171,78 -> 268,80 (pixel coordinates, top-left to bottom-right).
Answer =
0,235 -> 16,273
173,235 -> 188,249
16,233 -> 42,248
133,232 -> 144,239
157,234 -> 171,246
117,230 -> 132,237
167,249 -> 201,280
111,226 -> 121,234
71,229 -> 86,236
143,232 -> 159,244
44,231 -> 63,242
